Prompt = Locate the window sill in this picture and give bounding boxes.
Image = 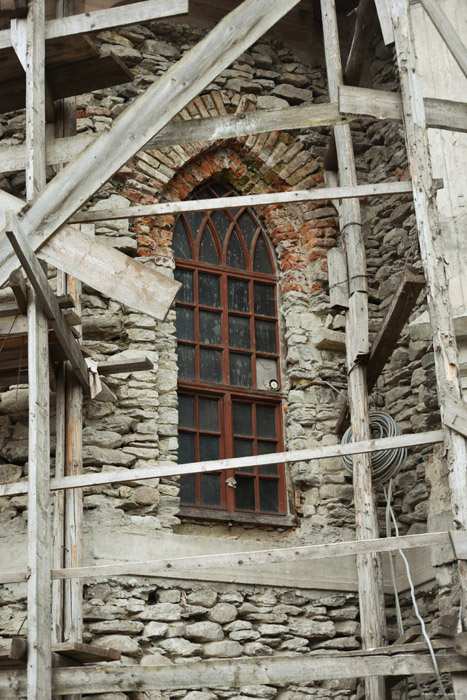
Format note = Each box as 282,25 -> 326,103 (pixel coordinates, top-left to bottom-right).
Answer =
179,505 -> 298,528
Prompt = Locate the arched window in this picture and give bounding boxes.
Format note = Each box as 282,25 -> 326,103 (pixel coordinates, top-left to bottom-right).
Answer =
174,182 -> 288,520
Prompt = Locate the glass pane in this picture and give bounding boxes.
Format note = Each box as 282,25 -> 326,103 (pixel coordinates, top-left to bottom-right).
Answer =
177,345 -> 195,380
254,283 -> 275,316
255,320 -> 277,353
256,404 -> 276,438
230,352 -> 252,387
256,357 -> 278,390
210,211 -> 231,244
199,434 -> 219,461
235,476 -> 255,511
229,315 -> 251,349
258,440 -> 277,475
234,438 -> 254,474
178,432 -> 195,464
174,269 -> 193,303
200,348 -> 222,383
233,403 -> 252,436
199,274 -> 220,308
199,398 -> 218,432
199,311 -> 221,345
211,182 -> 230,197
173,218 -> 192,259
228,278 -> 249,312
176,307 -> 195,341
178,395 -> 194,429
184,211 -> 205,240
253,235 -> 273,274
237,211 -> 259,253
226,231 -> 246,269
179,474 -> 196,504
259,479 -> 279,513
200,473 -> 221,507
199,228 -> 220,264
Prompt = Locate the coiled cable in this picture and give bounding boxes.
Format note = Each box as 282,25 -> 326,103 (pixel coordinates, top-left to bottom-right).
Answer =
341,411 -> 406,484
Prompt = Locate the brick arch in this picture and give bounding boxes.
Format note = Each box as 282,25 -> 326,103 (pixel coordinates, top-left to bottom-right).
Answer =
118,90 -> 337,295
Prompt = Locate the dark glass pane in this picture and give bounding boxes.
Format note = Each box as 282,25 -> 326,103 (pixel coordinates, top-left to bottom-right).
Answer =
253,235 -> 273,274
229,315 -> 251,349
199,311 -> 221,345
199,228 -> 220,264
235,476 -> 255,511
256,404 -> 276,438
228,278 -> 249,312
196,188 -> 214,199
200,473 -> 221,507
255,320 -> 277,353
200,348 -> 222,383
199,398 -> 218,432
177,345 -> 195,380
210,211 -> 231,244
254,283 -> 276,317
173,218 -> 192,259
259,479 -> 279,513
174,269 -> 193,303
178,395 -> 194,429
199,434 -> 219,461
184,211 -> 205,240
211,182 -> 230,197
237,211 -> 259,253
230,352 -> 252,387
179,474 -> 196,504
226,231 -> 246,269
233,403 -> 252,436
258,440 -> 277,475
178,431 -> 195,464
234,438 -> 254,473
199,274 -> 220,308
176,307 -> 194,341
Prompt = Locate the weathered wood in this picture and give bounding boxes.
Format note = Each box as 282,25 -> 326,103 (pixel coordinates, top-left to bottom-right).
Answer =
327,247 -> 349,309
0,0 -> 188,50
374,0 -> 395,44
336,267 -> 425,434
418,0 -> 467,79
98,356 -> 153,375
0,0 -> 303,288
0,429 -> 444,497
0,652 -> 466,697
52,364 -> 66,651
8,270 -> 28,314
455,634 -> 467,658
424,97 -> 467,134
71,181 -> 415,224
450,531 -> 467,560
0,640 -> 121,668
443,396 -> 467,439
321,1 -> 386,697
5,214 -> 90,390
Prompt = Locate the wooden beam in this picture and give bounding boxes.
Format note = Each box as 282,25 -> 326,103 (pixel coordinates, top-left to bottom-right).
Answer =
0,429 -> 444,498
327,247 -> 349,310
374,0 -> 394,44
71,180 -> 416,223
8,269 -> 28,314
0,0 -> 303,288
98,356 -> 153,375
443,396 -> 467,439
336,267 -> 425,434
0,102 -> 347,173
0,652 -> 466,697
5,214 -> 90,391
417,0 -> 467,79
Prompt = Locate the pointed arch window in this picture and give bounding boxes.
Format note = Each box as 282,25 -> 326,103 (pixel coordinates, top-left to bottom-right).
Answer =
174,182 -> 289,521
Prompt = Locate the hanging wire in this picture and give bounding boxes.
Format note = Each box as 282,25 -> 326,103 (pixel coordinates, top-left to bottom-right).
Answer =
341,412 -> 407,483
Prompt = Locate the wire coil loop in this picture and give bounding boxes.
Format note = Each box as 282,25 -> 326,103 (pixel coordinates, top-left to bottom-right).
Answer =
341,411 -> 407,484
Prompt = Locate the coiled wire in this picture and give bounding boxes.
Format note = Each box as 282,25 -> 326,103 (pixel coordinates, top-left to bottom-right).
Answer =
341,411 -> 406,484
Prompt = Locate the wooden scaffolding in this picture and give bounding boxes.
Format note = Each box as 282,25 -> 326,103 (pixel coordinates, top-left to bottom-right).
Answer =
0,0 -> 466,697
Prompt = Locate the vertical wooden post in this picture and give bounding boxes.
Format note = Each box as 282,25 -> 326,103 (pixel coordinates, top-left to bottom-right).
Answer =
320,1 -> 387,698
391,2 -> 467,697
24,0 -> 52,697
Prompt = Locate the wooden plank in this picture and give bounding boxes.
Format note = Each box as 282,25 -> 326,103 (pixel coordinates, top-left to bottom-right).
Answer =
424,97 -> 467,134
336,267 -> 425,434
5,214 -> 90,390
0,0 -> 304,287
98,356 -> 153,375
0,0 -> 188,49
418,0 -> 467,79
71,181 -> 416,223
53,642 -> 120,664
327,247 -> 349,309
321,1 -> 386,697
444,396 -> 467,438
1,652 -> 466,697
0,429 -> 445,498
374,0 -> 395,44
8,269 -> 28,314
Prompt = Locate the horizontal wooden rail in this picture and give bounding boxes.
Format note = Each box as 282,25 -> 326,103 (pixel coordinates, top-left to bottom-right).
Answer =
0,430 -> 444,498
